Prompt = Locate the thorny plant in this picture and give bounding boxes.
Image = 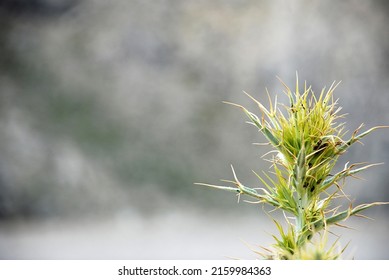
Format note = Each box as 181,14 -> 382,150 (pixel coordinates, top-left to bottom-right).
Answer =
196,77 -> 389,259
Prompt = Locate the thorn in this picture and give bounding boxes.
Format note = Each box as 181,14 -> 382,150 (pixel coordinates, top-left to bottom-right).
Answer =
230,164 -> 239,183
354,214 -> 374,221
222,101 -> 244,109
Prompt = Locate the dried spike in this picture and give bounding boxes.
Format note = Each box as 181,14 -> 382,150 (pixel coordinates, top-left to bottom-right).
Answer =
243,91 -> 270,116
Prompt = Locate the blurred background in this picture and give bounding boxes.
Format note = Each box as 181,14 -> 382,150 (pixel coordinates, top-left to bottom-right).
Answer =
0,0 -> 389,259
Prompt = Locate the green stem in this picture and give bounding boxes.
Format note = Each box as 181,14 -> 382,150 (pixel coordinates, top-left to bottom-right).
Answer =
295,192 -> 307,245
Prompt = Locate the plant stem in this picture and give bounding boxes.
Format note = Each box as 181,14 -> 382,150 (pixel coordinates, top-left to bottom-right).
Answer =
296,192 -> 308,246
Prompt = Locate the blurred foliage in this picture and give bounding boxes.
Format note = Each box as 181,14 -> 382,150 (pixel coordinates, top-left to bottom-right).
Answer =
0,0 -> 388,219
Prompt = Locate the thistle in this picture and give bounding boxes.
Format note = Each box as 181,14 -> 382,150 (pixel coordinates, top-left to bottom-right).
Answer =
196,77 -> 388,259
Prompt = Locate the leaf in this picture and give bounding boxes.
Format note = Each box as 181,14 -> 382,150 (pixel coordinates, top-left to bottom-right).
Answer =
338,126 -> 389,153
319,163 -> 383,192
326,202 -> 389,225
223,101 -> 280,147
194,182 -> 240,193
195,166 -> 282,208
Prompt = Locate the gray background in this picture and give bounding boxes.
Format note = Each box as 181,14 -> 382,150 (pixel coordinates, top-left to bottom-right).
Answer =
0,0 -> 388,259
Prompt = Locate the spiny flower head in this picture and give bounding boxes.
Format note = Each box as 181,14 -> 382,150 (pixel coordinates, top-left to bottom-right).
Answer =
196,76 -> 388,259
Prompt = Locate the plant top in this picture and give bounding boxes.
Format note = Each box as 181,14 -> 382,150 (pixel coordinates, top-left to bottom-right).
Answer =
196,76 -> 388,259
